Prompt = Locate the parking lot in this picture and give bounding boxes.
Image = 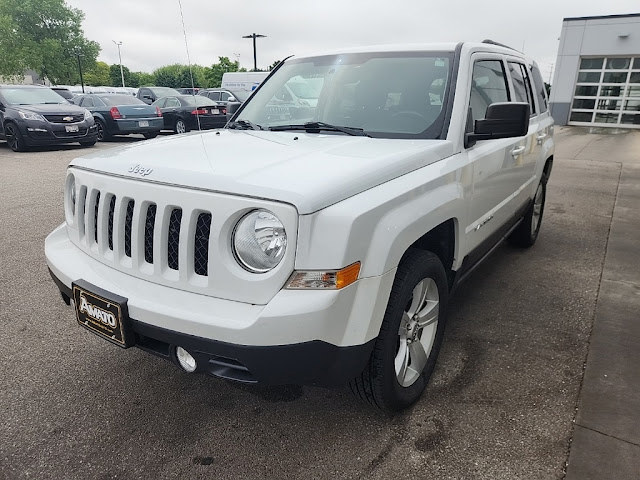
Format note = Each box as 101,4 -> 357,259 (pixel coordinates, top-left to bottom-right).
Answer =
1,128 -> 638,479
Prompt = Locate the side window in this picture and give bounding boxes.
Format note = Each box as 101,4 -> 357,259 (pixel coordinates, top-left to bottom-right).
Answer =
469,60 -> 510,123
155,98 -> 166,108
530,64 -> 548,113
220,92 -> 230,101
209,92 -> 221,101
82,97 -> 95,108
508,62 -> 535,115
166,97 -> 179,108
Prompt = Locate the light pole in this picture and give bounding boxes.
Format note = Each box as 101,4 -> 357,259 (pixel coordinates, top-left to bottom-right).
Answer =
242,33 -> 266,71
112,40 -> 125,87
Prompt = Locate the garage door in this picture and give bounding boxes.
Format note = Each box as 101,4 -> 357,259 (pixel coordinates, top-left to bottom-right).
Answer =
569,56 -> 640,128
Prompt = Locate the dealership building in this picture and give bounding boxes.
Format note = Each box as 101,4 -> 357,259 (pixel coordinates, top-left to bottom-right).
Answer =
549,13 -> 640,128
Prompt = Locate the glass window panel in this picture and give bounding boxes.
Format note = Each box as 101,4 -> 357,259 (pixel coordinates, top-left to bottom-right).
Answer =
630,72 -> 640,83
606,58 -> 631,69
570,111 -> 593,122
573,99 -> 595,109
580,58 -> 604,69
628,86 -> 640,97
621,114 -> 640,125
594,113 -> 618,123
624,99 -> 640,111
577,71 -> 601,83
530,64 -> 548,112
633,58 -> 640,69
469,60 -> 509,123
575,85 -> 598,96
600,86 -> 625,97
603,72 -> 628,83
597,99 -> 620,111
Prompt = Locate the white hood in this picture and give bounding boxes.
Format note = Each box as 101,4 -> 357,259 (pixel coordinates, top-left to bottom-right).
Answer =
70,129 -> 454,214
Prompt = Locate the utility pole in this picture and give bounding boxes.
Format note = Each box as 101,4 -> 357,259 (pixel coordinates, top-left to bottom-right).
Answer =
113,40 -> 125,87
76,53 -> 85,93
242,33 -> 266,71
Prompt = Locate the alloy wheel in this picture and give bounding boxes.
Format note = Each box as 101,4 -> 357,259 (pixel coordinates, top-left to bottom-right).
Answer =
395,277 -> 439,387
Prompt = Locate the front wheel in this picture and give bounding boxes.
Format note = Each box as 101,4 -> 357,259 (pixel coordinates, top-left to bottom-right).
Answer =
5,123 -> 26,152
508,179 -> 546,248
350,249 -> 449,412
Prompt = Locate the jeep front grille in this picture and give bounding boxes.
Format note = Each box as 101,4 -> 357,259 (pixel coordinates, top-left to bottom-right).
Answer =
75,188 -> 212,277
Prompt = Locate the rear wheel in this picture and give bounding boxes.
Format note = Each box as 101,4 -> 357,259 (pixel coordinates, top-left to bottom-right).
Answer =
174,119 -> 188,134
5,123 -> 26,152
95,119 -> 110,141
508,179 -> 546,248
350,249 -> 448,412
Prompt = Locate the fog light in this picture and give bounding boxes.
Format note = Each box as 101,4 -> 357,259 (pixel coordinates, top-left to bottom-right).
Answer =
176,346 -> 197,373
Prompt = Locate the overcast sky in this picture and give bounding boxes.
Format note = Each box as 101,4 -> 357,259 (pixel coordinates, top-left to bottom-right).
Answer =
65,0 -> 639,83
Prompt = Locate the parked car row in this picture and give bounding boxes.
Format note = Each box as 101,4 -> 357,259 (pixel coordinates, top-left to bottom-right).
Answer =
1,83 -> 253,151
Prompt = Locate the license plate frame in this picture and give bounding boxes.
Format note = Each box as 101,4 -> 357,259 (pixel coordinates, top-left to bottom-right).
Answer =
138,120 -> 149,127
65,125 -> 79,133
212,109 -> 219,115
72,280 -> 133,348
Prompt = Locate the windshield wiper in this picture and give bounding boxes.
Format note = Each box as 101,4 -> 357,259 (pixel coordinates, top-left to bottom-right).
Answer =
269,122 -> 371,137
227,119 -> 263,130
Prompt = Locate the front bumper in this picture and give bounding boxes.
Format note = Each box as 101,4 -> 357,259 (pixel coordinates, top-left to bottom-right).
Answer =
45,224 -> 395,385
21,120 -> 98,146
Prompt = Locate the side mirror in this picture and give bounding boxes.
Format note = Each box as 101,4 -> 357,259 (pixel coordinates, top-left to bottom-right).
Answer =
465,102 -> 530,148
142,95 -> 153,104
227,96 -> 236,102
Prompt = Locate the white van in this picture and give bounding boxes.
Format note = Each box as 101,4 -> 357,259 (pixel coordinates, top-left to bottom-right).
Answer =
221,71 -> 269,94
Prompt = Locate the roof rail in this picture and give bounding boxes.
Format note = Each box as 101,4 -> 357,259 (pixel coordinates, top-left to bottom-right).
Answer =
481,39 -> 520,52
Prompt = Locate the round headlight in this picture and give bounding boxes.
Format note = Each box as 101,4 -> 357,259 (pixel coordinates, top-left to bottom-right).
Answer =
233,210 -> 287,273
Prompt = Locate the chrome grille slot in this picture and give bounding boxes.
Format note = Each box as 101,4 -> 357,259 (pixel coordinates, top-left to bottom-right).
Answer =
167,208 -> 182,271
107,195 -> 116,251
144,204 -> 157,264
124,200 -> 134,258
93,192 -> 101,244
194,212 -> 212,276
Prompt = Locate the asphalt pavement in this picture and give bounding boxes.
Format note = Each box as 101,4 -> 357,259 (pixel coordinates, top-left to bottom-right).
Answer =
0,128 -> 638,479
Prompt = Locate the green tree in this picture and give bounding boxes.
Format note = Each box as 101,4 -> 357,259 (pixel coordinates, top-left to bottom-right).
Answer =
204,57 -> 240,88
268,60 -> 281,71
131,71 -> 154,87
153,64 -> 205,88
0,0 -> 100,84
109,64 -> 132,87
84,61 -> 110,86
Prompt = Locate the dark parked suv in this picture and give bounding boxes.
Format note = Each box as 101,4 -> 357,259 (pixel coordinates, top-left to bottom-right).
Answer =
0,85 -> 97,152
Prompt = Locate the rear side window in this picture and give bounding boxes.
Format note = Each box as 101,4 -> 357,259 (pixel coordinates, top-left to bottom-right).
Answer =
469,60 -> 510,123
81,97 -> 95,107
530,64 -> 548,113
508,62 -> 536,115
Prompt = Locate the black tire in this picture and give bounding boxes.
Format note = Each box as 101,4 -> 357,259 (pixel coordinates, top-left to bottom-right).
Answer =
79,140 -> 96,147
143,131 -> 159,139
508,179 -> 546,248
350,249 -> 449,412
95,119 -> 110,141
174,118 -> 188,134
5,122 -> 26,152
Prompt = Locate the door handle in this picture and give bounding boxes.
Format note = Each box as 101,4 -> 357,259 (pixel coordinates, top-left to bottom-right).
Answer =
511,146 -> 526,158
536,133 -> 547,145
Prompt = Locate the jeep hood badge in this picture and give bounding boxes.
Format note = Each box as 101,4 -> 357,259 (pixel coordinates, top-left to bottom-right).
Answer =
128,164 -> 153,176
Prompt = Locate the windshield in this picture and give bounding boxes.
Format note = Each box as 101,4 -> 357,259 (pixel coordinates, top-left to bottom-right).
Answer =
229,89 -> 250,102
235,52 -> 453,138
99,95 -> 146,106
178,96 -> 216,107
1,87 -> 69,105
149,87 -> 181,96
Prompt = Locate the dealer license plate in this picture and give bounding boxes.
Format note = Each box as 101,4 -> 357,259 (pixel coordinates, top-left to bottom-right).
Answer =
212,109 -> 219,115
65,125 -> 79,133
138,120 -> 149,127
72,281 -> 133,348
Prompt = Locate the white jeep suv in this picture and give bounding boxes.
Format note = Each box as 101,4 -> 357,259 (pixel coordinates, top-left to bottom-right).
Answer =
46,41 -> 554,412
